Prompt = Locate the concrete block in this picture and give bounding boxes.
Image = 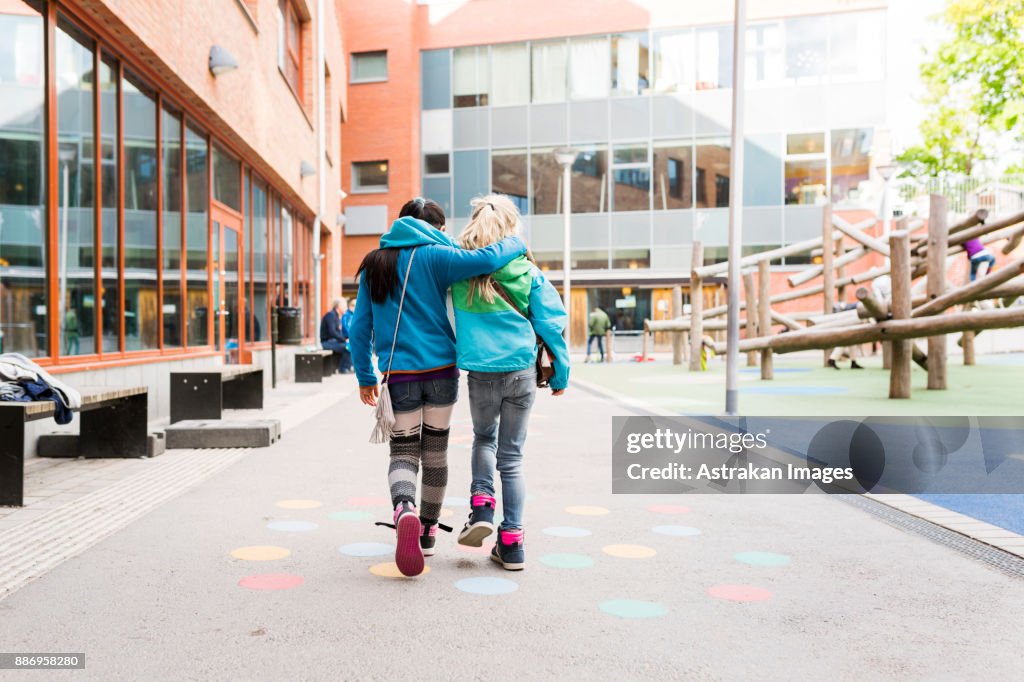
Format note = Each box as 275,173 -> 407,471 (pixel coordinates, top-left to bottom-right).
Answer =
148,432 -> 166,458
164,420 -> 282,449
37,434 -> 80,458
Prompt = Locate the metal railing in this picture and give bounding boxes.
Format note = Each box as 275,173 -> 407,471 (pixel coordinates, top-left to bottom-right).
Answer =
895,175 -> 1024,215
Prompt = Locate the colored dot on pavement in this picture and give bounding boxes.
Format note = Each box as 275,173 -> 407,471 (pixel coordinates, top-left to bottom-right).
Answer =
603,544 -> 657,559
647,504 -> 691,514
238,573 -> 304,591
457,543 -> 492,556
439,508 -> 455,519
652,525 -> 701,537
599,599 -> 668,619
231,546 -> 291,561
276,499 -> 322,510
707,584 -> 773,602
370,562 -> 432,578
455,577 -> 518,595
346,496 -> 389,507
328,511 -> 374,522
543,526 -> 592,538
735,552 -> 791,567
540,553 -> 595,569
566,505 -> 610,516
339,542 -> 394,557
267,520 -> 319,532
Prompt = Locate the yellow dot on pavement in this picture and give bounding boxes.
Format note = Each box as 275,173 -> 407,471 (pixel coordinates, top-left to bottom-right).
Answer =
602,544 -> 657,559
231,545 -> 291,561
566,505 -> 610,516
440,508 -> 454,519
275,499 -> 322,509
369,562 -> 431,578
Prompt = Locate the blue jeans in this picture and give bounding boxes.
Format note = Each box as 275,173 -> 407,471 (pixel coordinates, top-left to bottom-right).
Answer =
587,334 -> 604,359
320,338 -> 351,372
388,377 -> 459,412
970,252 -> 996,281
467,368 -> 537,530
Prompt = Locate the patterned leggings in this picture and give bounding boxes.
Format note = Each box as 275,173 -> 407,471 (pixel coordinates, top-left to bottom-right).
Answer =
387,403 -> 453,524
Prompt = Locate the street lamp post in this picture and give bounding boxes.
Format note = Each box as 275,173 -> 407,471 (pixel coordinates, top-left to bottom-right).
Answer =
725,0 -> 747,415
876,163 -> 899,268
554,147 -> 577,338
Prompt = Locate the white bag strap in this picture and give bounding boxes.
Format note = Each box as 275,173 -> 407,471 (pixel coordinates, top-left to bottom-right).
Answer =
382,247 -> 417,383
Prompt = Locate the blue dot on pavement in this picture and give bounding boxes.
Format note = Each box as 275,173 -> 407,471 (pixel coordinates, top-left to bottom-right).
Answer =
652,525 -> 701,537
328,511 -> 374,522
339,542 -> 393,557
267,520 -> 319,532
735,551 -> 791,567
540,554 -> 595,569
454,577 -> 518,595
599,599 -> 668,619
543,526 -> 592,538
444,496 -> 470,507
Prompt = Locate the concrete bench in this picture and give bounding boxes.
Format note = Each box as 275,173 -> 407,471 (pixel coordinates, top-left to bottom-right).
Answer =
169,365 -> 263,424
295,349 -> 334,383
0,385 -> 149,507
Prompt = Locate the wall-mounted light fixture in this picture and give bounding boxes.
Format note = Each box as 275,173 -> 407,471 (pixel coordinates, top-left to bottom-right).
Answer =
300,160 -> 317,178
209,45 -> 239,76
336,213 -> 347,227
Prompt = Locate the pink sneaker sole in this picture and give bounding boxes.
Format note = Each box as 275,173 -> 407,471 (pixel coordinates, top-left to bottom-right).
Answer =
395,513 -> 425,577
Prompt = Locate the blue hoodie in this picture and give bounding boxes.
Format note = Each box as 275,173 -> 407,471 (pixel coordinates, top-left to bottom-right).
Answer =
348,217 -> 527,387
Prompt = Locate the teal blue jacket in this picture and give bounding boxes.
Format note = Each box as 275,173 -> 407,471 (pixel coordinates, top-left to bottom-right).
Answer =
348,217 -> 526,387
451,255 -> 570,391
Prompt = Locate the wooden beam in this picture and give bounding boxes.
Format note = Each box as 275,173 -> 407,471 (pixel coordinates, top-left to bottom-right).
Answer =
833,214 -> 890,257
822,204 -> 835,367
788,246 -> 865,287
692,230 -> 842,279
912,258 -> 1024,318
926,194 -> 949,390
889,229 -> 912,398
771,310 -> 805,331
916,209 -> 1024,256
758,260 -> 773,380
689,242 -> 704,372
743,272 -> 758,367
671,285 -> 683,365
856,287 -> 889,321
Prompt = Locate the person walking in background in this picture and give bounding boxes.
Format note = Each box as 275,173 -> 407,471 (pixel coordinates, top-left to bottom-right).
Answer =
586,306 -> 611,363
451,194 -> 570,571
339,298 -> 355,372
319,298 -> 349,373
964,237 -> 997,282
348,197 -> 527,577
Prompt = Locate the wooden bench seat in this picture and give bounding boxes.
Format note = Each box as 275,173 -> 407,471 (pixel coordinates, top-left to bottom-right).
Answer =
169,365 -> 263,424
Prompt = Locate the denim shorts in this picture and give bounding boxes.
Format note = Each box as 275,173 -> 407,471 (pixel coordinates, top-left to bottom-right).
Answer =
387,377 -> 459,413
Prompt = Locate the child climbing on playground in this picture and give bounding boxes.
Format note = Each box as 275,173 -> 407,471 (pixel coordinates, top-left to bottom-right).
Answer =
451,194 -> 571,570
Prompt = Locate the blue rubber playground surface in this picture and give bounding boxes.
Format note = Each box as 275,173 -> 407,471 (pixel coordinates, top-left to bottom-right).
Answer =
915,494 -> 1024,534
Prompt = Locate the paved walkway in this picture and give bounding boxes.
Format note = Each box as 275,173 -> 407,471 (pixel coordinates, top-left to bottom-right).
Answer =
1,377 -> 1023,680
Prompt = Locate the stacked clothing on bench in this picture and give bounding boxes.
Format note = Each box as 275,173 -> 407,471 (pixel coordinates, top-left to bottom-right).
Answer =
0,353 -> 82,424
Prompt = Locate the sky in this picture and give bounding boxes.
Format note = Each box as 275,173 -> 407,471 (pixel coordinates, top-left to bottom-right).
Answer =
886,0 -> 948,153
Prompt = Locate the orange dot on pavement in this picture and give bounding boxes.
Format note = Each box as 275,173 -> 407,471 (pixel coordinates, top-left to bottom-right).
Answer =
369,562 -> 432,578
566,505 -> 610,516
602,544 -> 657,559
231,546 -> 291,561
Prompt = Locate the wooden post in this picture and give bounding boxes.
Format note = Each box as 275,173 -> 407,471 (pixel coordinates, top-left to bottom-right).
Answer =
671,285 -> 683,365
742,271 -> 758,367
758,259 -> 773,380
962,329 -> 975,365
927,194 -> 948,390
822,204 -> 835,366
882,341 -> 892,369
605,329 -> 613,363
889,229 -> 912,398
642,321 -> 649,362
689,242 -> 704,371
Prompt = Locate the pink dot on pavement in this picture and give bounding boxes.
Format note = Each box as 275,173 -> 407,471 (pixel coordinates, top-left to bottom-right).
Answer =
238,573 -> 304,591
346,496 -> 389,506
707,584 -> 773,602
647,504 -> 691,514
457,543 -> 492,556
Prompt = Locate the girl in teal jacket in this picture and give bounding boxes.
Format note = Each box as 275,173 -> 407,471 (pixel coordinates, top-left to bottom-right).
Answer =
451,194 -> 570,570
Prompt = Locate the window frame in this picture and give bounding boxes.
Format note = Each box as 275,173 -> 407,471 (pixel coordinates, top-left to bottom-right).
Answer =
278,0 -> 303,101
350,50 -> 388,84
351,160 -> 390,194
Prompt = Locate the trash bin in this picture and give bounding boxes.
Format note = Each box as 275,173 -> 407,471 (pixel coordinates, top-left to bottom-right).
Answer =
275,307 -> 303,345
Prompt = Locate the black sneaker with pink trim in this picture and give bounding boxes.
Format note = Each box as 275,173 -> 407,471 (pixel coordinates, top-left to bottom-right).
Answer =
490,528 -> 525,571
419,519 -> 453,557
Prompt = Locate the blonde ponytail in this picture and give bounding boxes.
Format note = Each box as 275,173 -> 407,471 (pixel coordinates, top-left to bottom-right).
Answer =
458,194 -> 523,305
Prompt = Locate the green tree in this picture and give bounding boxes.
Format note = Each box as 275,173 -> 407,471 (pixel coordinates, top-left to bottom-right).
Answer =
897,0 -> 1024,177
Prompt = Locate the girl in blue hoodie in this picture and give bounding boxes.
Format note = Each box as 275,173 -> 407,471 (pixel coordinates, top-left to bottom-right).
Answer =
451,194 -> 570,571
348,198 -> 526,577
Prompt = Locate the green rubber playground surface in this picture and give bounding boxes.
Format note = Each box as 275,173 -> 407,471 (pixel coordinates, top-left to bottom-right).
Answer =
574,352 -> 1024,416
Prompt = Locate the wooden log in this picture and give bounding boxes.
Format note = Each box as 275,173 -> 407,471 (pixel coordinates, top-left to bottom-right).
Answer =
758,260 -> 773,380
641,320 -> 649,362
949,208 -> 990,234
916,209 -> 1024,256
911,343 -> 928,370
856,287 -> 889,321
833,214 -> 890,257
647,318 -> 736,332
693,230 -> 842,279
822,204 -> 835,367
771,310 -> 805,331
605,329 -> 614,363
671,285 -> 683,365
788,246 -> 865,287
1002,223 -> 1024,255
912,258 -> 1024,318
881,340 -> 892,369
743,272 -> 758,367
889,229 -> 912,399
962,328 -> 975,365
926,194 -> 948,390
689,242 -> 704,372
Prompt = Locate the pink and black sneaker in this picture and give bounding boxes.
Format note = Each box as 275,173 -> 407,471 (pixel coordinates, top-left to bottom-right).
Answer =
457,494 -> 496,547
420,519 -> 453,557
390,501 -> 424,576
491,528 -> 525,571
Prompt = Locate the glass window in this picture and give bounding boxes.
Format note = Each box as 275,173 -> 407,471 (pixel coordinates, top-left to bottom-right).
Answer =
572,250 -> 609,269
55,19 -> 96,358
0,0 -> 47,357
491,149 -> 528,214
453,46 -> 488,107
123,72 -> 158,351
351,50 -> 387,82
531,40 -> 566,103
695,139 -> 730,208
569,36 -> 610,100
421,49 -> 451,110
611,249 -> 651,269
785,159 -> 827,205
278,206 -> 293,307
785,16 -> 827,82
424,153 -> 449,175
99,54 -> 119,352
831,127 -> 873,204
830,12 -> 884,81
185,124 -> 209,347
611,144 -> 650,212
212,144 -> 240,210
696,26 -> 732,90
278,0 -> 302,97
250,181 -> 268,342
490,42 -> 528,106
162,107 -> 182,348
652,29 -> 693,94
746,22 -> 783,84
352,161 -> 389,192
453,150 -> 488,218
653,142 -> 693,210
571,146 -> 609,213
588,288 -> 651,331
530,147 -> 561,215
611,32 -> 650,96
787,132 -> 825,155
613,145 -> 648,165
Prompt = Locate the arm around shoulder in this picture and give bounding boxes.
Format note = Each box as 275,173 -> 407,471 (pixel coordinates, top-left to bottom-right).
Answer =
440,236 -> 527,286
528,271 -> 571,391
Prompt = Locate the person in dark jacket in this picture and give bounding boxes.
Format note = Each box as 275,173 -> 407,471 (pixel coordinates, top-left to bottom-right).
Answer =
320,298 -> 351,373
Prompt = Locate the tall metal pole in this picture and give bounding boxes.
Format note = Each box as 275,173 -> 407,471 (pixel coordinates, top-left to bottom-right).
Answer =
562,162 -> 572,331
724,0 -> 747,415
313,0 -> 326,349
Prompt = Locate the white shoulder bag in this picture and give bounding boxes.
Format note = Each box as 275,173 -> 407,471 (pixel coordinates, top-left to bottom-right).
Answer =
369,247 -> 418,444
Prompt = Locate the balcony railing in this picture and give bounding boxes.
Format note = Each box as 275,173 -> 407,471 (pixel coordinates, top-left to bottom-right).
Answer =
894,175 -> 1024,216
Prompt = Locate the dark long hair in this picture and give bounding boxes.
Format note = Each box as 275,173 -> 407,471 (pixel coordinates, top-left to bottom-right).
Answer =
356,198 -> 447,303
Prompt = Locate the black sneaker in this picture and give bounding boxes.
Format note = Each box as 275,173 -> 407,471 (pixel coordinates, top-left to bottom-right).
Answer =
490,528 -> 525,571
420,519 -> 453,557
458,494 -> 496,547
